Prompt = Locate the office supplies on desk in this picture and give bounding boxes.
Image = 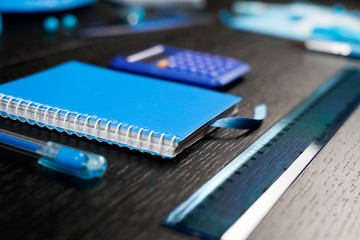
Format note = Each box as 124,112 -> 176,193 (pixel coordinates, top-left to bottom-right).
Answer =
0,0 -> 97,13
164,66 -> 360,239
110,44 -> 250,89
221,1 -> 360,42
106,0 -> 206,10
79,13 -> 213,38
303,40 -> 360,58
0,61 -> 263,158
0,129 -> 107,179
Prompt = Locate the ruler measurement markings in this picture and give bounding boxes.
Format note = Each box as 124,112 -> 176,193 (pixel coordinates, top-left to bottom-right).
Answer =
164,68 -> 360,239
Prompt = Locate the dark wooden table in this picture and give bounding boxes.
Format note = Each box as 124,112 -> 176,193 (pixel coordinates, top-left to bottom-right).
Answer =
1,1 -> 360,239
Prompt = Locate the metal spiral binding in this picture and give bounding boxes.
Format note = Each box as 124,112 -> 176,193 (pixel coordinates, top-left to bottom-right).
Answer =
63,111 -> 74,135
0,93 -> 180,157
104,120 -> 116,145
43,105 -> 53,129
6,96 -> 18,121
73,113 -> 86,137
0,95 -> 8,118
15,99 -> 26,122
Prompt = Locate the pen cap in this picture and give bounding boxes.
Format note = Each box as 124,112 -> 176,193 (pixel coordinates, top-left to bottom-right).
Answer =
38,142 -> 107,179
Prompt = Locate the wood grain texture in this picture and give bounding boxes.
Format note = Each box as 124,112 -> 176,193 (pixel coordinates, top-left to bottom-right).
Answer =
0,1 -> 360,240
250,106 -> 360,240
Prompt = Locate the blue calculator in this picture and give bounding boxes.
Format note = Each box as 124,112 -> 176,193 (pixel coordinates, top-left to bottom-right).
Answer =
110,44 -> 250,89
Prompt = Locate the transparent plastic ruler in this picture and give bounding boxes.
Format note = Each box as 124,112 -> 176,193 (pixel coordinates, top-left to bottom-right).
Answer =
163,66 -> 360,240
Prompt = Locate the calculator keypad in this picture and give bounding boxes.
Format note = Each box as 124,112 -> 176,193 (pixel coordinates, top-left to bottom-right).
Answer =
156,50 -> 241,80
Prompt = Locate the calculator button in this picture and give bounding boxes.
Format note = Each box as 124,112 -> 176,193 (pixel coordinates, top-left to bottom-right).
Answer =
187,61 -> 196,67
166,52 -> 243,80
157,59 -> 169,68
214,61 -> 223,66
176,58 -> 185,63
210,71 -> 219,77
225,64 -> 234,70
208,65 -> 216,71
218,68 -> 226,73
197,64 -> 205,69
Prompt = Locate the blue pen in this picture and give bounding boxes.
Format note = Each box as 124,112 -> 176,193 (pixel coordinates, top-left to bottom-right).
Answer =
0,129 -> 107,179
303,40 -> 360,58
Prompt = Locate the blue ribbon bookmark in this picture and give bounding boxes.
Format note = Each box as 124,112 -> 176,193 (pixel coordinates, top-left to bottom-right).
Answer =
211,104 -> 267,129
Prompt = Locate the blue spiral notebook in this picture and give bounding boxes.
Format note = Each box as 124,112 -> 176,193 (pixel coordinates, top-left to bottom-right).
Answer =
0,61 -> 241,158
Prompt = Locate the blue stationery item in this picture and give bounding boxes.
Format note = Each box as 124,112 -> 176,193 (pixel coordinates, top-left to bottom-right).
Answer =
110,44 -> 250,89
61,14 -> 78,30
0,129 -> 107,179
0,61 -> 249,158
312,26 -> 360,45
221,1 -> 360,42
105,0 -> 205,9
211,104 -> 266,129
117,6 -> 146,26
0,13 -> 2,36
43,16 -> 60,33
0,0 -> 97,13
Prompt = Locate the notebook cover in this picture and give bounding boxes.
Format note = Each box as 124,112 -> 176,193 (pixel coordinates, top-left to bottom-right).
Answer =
0,61 -> 241,142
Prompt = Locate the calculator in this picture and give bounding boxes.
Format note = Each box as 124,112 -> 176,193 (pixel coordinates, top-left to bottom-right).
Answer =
110,44 -> 250,89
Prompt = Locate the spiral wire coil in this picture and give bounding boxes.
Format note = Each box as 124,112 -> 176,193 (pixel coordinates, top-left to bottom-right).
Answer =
0,94 -> 179,157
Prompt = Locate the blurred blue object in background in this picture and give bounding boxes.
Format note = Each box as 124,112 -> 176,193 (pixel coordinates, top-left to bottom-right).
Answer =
117,6 -> 146,25
0,0 -> 97,13
222,1 -> 360,42
127,6 -> 145,25
312,26 -> 360,45
43,16 -> 60,33
0,14 -> 2,36
61,14 -> 78,30
106,0 -> 205,10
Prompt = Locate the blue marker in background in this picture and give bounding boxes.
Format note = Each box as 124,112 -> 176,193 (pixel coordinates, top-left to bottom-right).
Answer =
0,129 -> 107,179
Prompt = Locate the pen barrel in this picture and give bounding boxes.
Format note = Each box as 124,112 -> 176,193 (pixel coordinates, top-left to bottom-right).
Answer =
0,129 -> 41,154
